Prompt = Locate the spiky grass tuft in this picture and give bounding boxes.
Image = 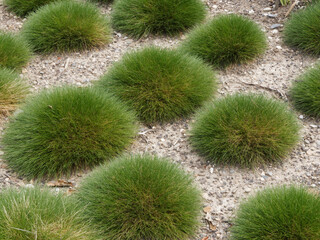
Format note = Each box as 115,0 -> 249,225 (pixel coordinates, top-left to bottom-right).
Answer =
4,0 -> 58,17
111,0 -> 206,38
97,47 -> 217,123
21,0 -> 111,53
76,154 -> 202,240
190,94 -> 300,167
0,187 -> 97,240
231,185 -> 320,240
284,1 -> 320,55
179,14 -> 267,68
2,86 -> 137,179
0,32 -> 31,70
0,67 -> 29,117
290,64 -> 320,118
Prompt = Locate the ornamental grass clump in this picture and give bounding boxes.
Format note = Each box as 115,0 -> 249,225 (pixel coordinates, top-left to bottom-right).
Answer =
0,68 -> 29,116
97,47 -> 217,123
0,32 -> 31,70
284,1 -> 320,55
190,94 -> 300,167
4,0 -> 58,17
231,185 -> 320,240
2,86 -> 137,179
180,14 -> 267,68
291,64 -> 320,118
76,155 -> 202,240
111,0 -> 206,38
0,187 -> 97,240
21,0 -> 111,53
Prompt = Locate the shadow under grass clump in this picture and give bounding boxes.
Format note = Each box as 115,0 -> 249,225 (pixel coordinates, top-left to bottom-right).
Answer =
97,47 -> 217,123
21,0 -> 111,53
291,64 -> 320,118
76,155 -> 202,240
0,32 -> 31,70
0,67 -> 29,117
231,185 -> 320,240
0,187 -> 97,240
179,14 -> 267,69
190,94 -> 300,167
111,0 -> 206,38
284,1 -> 320,55
2,86 -> 137,179
4,0 -> 58,17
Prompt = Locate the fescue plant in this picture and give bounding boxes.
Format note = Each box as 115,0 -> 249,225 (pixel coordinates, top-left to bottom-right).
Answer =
291,64 -> 320,118
76,154 -> 202,240
111,0 -> 207,38
179,14 -> 267,68
96,47 -> 217,123
0,32 -> 31,70
284,1 -> 320,55
89,0 -> 113,4
21,0 -> 111,53
190,94 -> 300,167
231,185 -> 320,240
0,67 -> 29,116
0,187 -> 97,240
4,0 -> 58,17
2,86 -> 137,179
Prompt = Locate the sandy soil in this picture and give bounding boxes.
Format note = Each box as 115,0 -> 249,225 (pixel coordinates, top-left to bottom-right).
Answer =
0,0 -> 320,239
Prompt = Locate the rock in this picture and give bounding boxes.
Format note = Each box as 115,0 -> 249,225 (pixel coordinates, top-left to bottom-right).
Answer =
310,124 -> 318,128
244,187 -> 251,193
271,24 -> 282,29
249,10 -> 254,14
263,7 -> 272,11
0,151 -> 3,156
299,115 -> 304,119
268,13 -> 277,18
266,172 -> 273,177
25,184 -> 34,188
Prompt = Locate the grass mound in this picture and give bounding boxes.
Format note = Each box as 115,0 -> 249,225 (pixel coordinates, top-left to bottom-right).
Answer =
111,0 -> 206,38
231,185 -> 320,240
284,1 -> 320,55
190,94 -> 300,167
77,155 -> 202,240
179,14 -> 267,68
0,68 -> 29,116
291,64 -> 320,118
4,0 -> 58,17
2,86 -> 137,179
0,32 -> 31,70
21,0 -> 111,53
0,187 -> 97,240
97,47 -> 217,123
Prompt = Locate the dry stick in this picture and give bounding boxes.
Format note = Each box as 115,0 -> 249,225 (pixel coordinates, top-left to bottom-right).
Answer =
285,0 -> 298,17
240,81 -> 288,100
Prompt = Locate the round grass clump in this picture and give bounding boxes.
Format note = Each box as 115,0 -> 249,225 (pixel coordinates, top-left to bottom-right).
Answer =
2,86 -> 137,179
231,185 -> 320,240
97,47 -> 217,123
4,0 -> 58,17
0,187 -> 97,240
291,64 -> 320,118
180,14 -> 267,68
111,0 -> 206,38
0,32 -> 31,70
21,0 -> 111,53
77,155 -> 202,240
284,1 -> 320,55
190,94 -> 300,167
0,67 -> 29,116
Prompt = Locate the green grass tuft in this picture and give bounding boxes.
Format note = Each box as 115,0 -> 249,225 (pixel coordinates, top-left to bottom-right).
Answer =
0,187 -> 97,240
284,1 -> 320,55
96,47 -> 217,123
0,32 -> 31,70
2,86 -> 137,179
290,64 -> 320,118
21,0 -> 111,53
231,185 -> 320,240
179,14 -> 267,68
0,67 -> 29,117
111,0 -> 206,38
4,0 -> 58,17
190,94 -> 300,167
76,154 -> 202,240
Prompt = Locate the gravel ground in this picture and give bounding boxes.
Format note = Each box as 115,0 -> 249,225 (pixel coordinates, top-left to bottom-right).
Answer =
0,0 -> 320,239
